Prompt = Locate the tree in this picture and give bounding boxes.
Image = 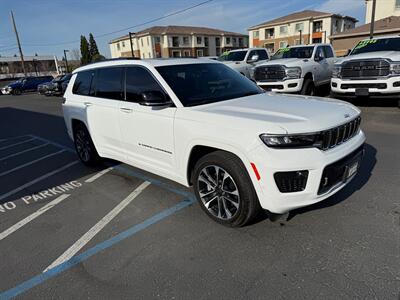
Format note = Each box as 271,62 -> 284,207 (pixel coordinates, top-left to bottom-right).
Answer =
91,54 -> 106,62
89,33 -> 100,60
80,35 -> 90,65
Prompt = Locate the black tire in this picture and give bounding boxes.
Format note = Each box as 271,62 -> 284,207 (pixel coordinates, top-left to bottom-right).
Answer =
12,89 -> 22,96
73,123 -> 101,166
300,78 -> 315,96
192,150 -> 261,227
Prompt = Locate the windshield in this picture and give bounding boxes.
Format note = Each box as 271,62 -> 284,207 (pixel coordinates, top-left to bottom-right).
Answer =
156,63 -> 263,107
351,37 -> 400,55
218,51 -> 247,62
272,46 -> 314,60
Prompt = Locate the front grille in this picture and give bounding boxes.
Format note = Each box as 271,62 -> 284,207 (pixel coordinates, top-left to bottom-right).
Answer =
341,83 -> 387,89
274,170 -> 308,193
341,60 -> 390,79
254,65 -> 286,82
319,117 -> 361,150
318,146 -> 364,195
261,85 -> 284,91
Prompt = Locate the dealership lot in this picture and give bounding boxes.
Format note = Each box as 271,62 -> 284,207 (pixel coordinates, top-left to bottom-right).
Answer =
0,93 -> 399,299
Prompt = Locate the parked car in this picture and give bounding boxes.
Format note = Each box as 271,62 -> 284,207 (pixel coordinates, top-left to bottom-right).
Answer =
331,36 -> 400,106
219,48 -> 270,78
253,44 -> 336,95
63,58 -> 365,227
2,76 -> 53,95
47,74 -> 72,96
38,75 -> 63,95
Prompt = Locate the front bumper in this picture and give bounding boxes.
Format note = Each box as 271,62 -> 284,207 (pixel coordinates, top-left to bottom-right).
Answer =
248,130 -> 366,213
331,77 -> 400,97
256,78 -> 303,93
1,88 -> 11,95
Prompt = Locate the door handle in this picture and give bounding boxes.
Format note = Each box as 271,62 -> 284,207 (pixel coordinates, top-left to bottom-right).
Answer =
84,102 -> 93,107
120,107 -> 133,113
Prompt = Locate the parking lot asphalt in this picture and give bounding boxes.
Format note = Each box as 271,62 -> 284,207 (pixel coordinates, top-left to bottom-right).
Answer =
0,93 -> 399,299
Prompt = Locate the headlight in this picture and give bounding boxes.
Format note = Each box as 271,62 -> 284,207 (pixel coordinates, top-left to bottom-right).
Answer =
285,67 -> 301,79
6,86 -> 12,91
390,62 -> 400,75
332,65 -> 342,78
260,133 -> 320,148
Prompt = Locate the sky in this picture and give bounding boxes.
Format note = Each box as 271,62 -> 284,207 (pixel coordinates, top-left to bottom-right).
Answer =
0,0 -> 366,59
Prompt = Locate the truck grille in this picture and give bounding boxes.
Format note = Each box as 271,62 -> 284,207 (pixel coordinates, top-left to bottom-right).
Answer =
319,117 -> 361,150
341,60 -> 390,79
254,65 -> 286,82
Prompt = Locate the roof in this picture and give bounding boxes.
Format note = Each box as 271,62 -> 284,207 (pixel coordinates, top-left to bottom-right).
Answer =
109,25 -> 247,43
0,55 -> 56,62
330,16 -> 400,39
73,58 -> 219,73
248,9 -> 358,30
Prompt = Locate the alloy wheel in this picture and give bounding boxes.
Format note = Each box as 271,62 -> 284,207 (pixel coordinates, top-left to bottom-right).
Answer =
75,129 -> 91,162
197,165 -> 240,220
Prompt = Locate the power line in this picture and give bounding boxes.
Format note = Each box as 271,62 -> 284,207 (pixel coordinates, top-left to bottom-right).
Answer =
17,0 -> 214,48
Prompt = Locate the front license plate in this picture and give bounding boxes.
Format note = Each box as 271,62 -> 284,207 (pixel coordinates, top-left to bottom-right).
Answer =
355,88 -> 369,96
344,161 -> 359,181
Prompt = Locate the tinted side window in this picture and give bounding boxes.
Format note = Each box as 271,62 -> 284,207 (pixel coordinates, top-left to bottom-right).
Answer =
257,50 -> 268,60
323,46 -> 334,58
315,47 -> 325,59
72,71 -> 93,95
95,67 -> 124,100
125,67 -> 165,103
247,50 -> 257,60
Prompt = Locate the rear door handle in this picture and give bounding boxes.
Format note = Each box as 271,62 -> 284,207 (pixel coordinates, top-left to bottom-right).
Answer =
120,107 -> 133,113
84,102 -> 93,107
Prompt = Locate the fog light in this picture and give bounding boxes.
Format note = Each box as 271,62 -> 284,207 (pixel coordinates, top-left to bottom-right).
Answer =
332,82 -> 338,88
288,83 -> 298,88
393,81 -> 400,87
274,170 -> 309,193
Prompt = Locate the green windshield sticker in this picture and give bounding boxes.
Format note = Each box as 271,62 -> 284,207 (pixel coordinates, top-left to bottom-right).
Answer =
354,39 -> 377,49
276,47 -> 290,54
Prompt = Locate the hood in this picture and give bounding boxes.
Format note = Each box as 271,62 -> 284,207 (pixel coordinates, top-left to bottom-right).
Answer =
259,58 -> 308,67
186,93 -> 360,134
7,81 -> 21,88
222,61 -> 245,67
337,51 -> 400,64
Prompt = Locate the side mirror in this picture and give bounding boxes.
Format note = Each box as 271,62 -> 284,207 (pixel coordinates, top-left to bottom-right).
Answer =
139,91 -> 172,107
247,54 -> 259,63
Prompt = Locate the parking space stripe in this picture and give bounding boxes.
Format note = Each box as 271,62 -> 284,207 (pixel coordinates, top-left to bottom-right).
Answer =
0,137 -> 36,151
0,143 -> 49,161
84,167 -> 113,183
0,149 -> 65,177
0,198 -> 194,300
44,181 -> 151,272
29,135 -> 75,153
0,161 -> 79,201
0,135 -> 30,143
0,194 -> 70,241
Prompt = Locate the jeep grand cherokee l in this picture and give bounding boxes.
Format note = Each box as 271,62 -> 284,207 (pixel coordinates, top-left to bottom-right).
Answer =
63,58 -> 365,227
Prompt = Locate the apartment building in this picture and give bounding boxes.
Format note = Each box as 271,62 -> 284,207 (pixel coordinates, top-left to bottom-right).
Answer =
248,10 -> 357,54
109,25 -> 248,59
366,0 -> 400,23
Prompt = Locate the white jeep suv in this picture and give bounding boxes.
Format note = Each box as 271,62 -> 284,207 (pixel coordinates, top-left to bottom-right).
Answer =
253,44 -> 336,95
63,58 -> 365,227
220,48 -> 269,78
331,36 -> 400,106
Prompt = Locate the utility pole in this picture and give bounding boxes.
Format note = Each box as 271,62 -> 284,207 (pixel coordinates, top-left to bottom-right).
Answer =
299,30 -> 302,45
323,31 -> 327,43
129,32 -> 134,57
63,49 -> 69,73
370,0 -> 377,39
10,10 -> 26,76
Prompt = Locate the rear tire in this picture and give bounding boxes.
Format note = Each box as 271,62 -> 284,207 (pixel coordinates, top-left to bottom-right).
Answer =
301,79 -> 315,96
192,151 -> 261,227
73,123 -> 101,166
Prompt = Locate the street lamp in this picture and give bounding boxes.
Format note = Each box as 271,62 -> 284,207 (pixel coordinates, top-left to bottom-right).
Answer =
63,49 -> 69,73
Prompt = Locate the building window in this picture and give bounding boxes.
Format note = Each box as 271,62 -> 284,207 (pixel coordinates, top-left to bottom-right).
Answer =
295,23 -> 304,32
280,26 -> 288,35
226,37 -> 231,44
265,28 -> 274,39
216,37 -> 221,46
122,41 -> 125,47
197,49 -> 204,57
253,30 -> 259,38
172,50 -> 181,57
204,37 -> 209,46
172,36 -> 179,47
183,50 -> 191,57
141,39 -> 144,47
232,37 -> 237,44
196,36 -> 202,44
279,41 -> 288,49
183,36 -> 189,45
117,43 -> 121,51
313,21 -> 323,33
396,0 -> 400,9
238,38 -> 244,47
154,36 -> 161,44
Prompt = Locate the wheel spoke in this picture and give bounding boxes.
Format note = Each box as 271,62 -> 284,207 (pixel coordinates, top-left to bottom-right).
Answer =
204,195 -> 218,209
221,197 -> 232,218
222,195 -> 239,209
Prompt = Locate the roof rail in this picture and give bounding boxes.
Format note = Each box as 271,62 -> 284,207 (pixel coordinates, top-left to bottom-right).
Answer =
80,57 -> 141,68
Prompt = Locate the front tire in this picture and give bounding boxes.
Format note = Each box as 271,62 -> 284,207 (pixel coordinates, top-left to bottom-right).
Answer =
301,78 -> 315,96
192,151 -> 261,227
73,123 -> 101,166
12,89 -> 22,96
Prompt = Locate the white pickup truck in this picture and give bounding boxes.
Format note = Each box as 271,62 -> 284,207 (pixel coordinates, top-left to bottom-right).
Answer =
331,36 -> 400,106
220,48 -> 269,78
253,44 -> 336,95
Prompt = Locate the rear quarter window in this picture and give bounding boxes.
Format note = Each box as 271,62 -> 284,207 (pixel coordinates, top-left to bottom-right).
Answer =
72,71 -> 93,96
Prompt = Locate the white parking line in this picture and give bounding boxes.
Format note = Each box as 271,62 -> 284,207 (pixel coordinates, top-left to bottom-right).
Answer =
0,137 -> 36,151
85,167 -> 113,183
0,161 -> 79,201
0,194 -> 70,241
0,135 -> 30,143
0,149 -> 65,177
0,143 -> 49,161
44,181 -> 151,272
29,135 -> 75,153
